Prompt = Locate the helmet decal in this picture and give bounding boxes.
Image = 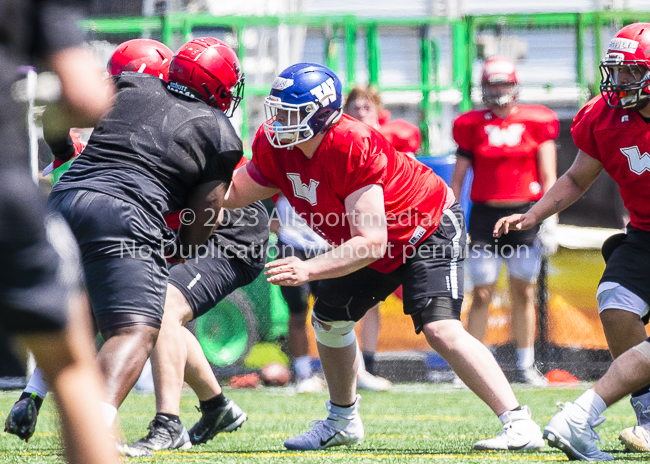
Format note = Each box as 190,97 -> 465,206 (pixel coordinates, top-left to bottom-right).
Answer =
263,63 -> 342,148
600,23 -> 650,109
167,37 -> 245,116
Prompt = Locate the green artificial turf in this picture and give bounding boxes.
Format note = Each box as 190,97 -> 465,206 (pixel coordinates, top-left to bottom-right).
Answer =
1,383 -> 648,463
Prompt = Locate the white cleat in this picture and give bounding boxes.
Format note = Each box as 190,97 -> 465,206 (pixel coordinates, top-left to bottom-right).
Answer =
284,395 -> 364,450
357,371 -> 392,391
296,375 -> 327,394
619,425 -> 650,452
475,405 -> 545,451
543,402 -> 613,461
516,366 -> 548,387
622,393 -> 650,451
451,373 -> 469,390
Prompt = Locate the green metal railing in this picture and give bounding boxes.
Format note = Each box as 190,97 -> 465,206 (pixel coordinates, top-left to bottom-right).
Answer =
81,11 -> 650,153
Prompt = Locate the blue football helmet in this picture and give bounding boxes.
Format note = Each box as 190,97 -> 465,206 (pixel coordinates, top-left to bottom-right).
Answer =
263,63 -> 342,148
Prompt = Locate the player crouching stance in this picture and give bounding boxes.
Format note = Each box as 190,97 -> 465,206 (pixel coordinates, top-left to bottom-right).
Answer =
224,62 -> 544,452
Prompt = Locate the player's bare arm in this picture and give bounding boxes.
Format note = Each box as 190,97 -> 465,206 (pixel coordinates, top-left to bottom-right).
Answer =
178,180 -> 228,247
494,149 -> 603,237
265,184 -> 387,286
223,165 -> 280,209
44,47 -> 115,139
450,155 -> 471,201
537,139 -> 557,194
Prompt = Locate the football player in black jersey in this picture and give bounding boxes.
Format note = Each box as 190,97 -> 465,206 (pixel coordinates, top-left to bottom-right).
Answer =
9,38 -> 271,453
43,36 -> 246,439
0,0 -> 117,463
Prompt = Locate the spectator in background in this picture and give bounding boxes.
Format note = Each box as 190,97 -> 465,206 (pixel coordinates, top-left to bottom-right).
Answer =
450,57 -> 558,387
343,85 -> 422,391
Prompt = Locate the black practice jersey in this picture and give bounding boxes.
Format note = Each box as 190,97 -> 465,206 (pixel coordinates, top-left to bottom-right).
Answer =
52,72 -> 243,229
213,201 -> 270,267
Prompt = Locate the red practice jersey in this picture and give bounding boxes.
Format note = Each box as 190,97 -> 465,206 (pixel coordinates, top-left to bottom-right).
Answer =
249,114 -> 450,273
379,119 -> 421,154
572,96 -> 650,232
453,105 -> 559,203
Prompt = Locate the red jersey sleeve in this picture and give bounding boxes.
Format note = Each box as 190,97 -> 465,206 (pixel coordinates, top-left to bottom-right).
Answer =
526,106 -> 559,144
249,128 -> 279,188
342,133 -> 388,199
571,98 -> 602,162
452,113 -> 476,153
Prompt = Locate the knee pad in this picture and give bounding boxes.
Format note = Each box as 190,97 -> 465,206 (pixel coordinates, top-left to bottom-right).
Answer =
311,315 -> 357,348
633,340 -> 650,364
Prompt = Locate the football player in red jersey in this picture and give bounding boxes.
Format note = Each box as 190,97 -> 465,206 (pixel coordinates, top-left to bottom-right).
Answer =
224,62 -> 545,452
495,23 -> 650,459
341,85 -> 423,392
450,57 -> 558,387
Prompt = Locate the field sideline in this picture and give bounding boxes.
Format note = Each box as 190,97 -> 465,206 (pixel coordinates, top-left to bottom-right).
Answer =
1,384 -> 648,463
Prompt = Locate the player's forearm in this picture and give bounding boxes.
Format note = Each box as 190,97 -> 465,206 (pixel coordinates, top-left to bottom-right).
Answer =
527,172 -> 587,224
305,235 -> 386,281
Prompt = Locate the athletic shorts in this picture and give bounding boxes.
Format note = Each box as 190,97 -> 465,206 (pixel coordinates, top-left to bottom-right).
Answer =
168,239 -> 263,319
48,189 -> 169,332
469,202 -> 540,253
312,202 -> 466,334
598,225 -> 650,323
277,239 -> 322,315
467,243 -> 542,286
0,173 -> 83,335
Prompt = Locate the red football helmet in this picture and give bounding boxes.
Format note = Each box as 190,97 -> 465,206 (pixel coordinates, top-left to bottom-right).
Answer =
107,39 -> 173,80
600,23 -> 650,109
167,37 -> 244,117
481,57 -> 519,107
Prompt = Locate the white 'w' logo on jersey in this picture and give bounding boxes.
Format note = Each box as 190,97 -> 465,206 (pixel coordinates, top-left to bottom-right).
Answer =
310,78 -> 337,106
620,146 -> 650,175
485,124 -> 525,147
287,173 -> 319,205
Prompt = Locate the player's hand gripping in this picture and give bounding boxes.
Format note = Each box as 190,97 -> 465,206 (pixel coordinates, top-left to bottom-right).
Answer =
493,212 -> 538,237
264,255 -> 311,286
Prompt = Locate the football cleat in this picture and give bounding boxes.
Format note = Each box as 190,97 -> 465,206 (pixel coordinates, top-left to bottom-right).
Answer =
357,371 -> 392,391
619,425 -> 650,452
116,442 -> 153,457
475,405 -> 545,451
284,395 -> 363,450
543,401 -> 613,461
188,398 -> 247,445
129,415 -> 192,451
515,366 -> 548,387
296,375 -> 327,394
4,392 -> 40,442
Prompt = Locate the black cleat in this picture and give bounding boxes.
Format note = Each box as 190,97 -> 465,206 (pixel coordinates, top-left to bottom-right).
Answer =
4,393 -> 39,442
188,398 -> 247,445
129,415 -> 192,451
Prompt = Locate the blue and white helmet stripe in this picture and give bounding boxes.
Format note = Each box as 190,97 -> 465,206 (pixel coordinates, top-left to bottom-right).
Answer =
264,63 -> 342,148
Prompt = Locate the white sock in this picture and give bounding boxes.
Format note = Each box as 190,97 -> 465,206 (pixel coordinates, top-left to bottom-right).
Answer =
293,356 -> 312,380
517,347 -> 535,370
99,402 -> 118,428
574,389 -> 607,424
24,367 -> 49,399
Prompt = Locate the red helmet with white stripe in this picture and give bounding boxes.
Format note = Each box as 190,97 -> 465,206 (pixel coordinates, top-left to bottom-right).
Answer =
600,23 -> 650,108
107,39 -> 173,81
481,57 -> 519,108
